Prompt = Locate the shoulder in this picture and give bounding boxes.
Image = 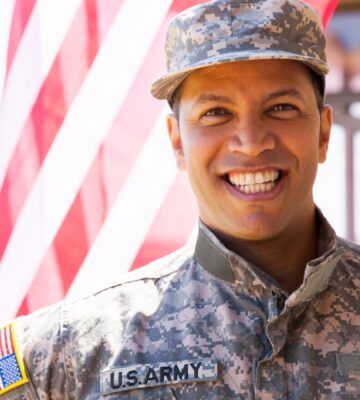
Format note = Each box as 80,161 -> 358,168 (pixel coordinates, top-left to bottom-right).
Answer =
59,243 -> 195,327
72,243 -> 195,324
334,236 -> 360,282
337,236 -> 360,267
18,242 -> 194,336
1,244 -> 195,398
337,236 -> 360,256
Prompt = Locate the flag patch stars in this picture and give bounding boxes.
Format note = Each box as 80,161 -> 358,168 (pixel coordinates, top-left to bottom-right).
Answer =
0,323 -> 28,395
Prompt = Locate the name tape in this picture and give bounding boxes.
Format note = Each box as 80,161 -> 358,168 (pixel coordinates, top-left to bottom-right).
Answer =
100,358 -> 218,395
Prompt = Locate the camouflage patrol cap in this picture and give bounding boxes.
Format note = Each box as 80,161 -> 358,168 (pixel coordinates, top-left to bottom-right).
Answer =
151,0 -> 329,102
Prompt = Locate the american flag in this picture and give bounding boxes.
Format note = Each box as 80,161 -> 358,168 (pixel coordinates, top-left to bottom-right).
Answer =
0,0 -> 339,324
0,323 -> 28,394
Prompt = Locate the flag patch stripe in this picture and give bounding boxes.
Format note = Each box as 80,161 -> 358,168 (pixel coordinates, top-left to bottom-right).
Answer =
0,324 -> 28,394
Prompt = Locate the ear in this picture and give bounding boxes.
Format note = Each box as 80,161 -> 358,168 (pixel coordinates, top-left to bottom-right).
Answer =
318,105 -> 332,164
167,113 -> 186,171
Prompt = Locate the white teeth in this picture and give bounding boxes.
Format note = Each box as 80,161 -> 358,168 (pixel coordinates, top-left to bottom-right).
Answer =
264,171 -> 271,182
255,172 -> 264,184
236,181 -> 277,194
245,173 -> 255,185
229,170 -> 280,194
228,169 -> 280,194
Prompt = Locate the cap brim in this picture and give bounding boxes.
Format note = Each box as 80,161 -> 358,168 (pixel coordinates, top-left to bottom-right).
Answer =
151,51 -> 329,101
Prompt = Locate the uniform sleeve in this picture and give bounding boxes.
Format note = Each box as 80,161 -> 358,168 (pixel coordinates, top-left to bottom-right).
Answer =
0,303 -> 71,400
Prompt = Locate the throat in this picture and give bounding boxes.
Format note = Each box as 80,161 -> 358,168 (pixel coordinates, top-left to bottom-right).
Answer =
217,224 -> 318,293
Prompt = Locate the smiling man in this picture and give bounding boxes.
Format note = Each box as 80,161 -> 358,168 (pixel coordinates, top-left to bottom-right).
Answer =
164,59 -> 332,293
1,0 -> 360,399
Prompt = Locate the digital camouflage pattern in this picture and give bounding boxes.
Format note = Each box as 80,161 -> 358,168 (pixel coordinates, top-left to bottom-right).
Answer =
1,210 -> 360,399
151,0 -> 329,101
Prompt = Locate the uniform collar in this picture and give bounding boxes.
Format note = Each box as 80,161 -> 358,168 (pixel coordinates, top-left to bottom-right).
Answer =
194,207 -> 341,300
194,222 -> 235,283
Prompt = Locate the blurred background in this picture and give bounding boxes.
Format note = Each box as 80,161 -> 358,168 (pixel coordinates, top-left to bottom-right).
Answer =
0,0 -> 358,324
322,0 -> 360,244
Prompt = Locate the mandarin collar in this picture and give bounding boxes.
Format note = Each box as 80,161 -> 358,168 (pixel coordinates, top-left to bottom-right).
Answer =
194,207 -> 341,301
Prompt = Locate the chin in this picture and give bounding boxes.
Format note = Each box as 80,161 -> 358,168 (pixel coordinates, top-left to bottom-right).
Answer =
227,215 -> 284,241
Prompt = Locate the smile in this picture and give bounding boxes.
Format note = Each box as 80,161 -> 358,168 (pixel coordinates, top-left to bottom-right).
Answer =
227,170 -> 281,194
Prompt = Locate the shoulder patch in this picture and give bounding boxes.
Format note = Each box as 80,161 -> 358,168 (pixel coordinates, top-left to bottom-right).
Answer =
0,323 -> 28,395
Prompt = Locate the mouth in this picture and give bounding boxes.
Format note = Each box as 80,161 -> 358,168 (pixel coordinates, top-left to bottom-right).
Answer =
226,169 -> 283,194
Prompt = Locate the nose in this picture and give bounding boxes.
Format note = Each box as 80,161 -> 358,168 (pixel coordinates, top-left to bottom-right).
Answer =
227,117 -> 276,157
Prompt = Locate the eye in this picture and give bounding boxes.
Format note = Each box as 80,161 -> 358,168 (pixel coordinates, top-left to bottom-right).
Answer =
272,104 -> 295,112
267,103 -> 298,119
202,107 -> 232,117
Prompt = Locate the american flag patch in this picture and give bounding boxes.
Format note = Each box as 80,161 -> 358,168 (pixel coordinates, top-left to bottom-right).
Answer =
0,323 -> 28,395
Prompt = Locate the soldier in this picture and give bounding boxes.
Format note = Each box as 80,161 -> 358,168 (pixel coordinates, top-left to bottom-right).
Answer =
1,0 -> 360,399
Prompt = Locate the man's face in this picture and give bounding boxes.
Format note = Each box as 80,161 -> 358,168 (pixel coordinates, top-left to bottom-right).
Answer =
167,60 -> 332,243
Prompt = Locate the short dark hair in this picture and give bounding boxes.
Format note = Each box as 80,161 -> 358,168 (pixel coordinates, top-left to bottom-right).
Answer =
169,65 -> 325,120
307,67 -> 325,111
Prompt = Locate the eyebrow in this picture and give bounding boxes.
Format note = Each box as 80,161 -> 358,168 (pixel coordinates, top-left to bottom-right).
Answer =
194,88 -> 305,106
264,88 -> 305,102
194,94 -> 236,105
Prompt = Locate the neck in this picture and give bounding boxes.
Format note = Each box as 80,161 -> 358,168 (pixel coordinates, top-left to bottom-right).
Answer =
213,211 -> 318,293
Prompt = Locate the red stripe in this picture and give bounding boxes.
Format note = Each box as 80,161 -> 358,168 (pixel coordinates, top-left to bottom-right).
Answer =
131,173 -> 198,270
85,0 -> 99,64
6,0 -> 36,75
0,0 -> 123,263
323,0 -> 339,27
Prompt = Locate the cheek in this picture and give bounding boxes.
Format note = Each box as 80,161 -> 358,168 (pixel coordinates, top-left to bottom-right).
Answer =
281,121 -> 321,161
182,129 -> 223,168
289,136 -> 320,188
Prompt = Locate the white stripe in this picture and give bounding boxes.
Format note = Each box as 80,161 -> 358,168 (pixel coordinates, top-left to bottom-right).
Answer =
0,373 -> 4,389
0,0 -> 16,107
0,0 -> 173,323
0,0 -> 82,189
66,108 -> 176,299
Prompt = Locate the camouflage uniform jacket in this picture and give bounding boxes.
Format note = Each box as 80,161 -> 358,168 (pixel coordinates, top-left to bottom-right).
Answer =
2,212 -> 360,400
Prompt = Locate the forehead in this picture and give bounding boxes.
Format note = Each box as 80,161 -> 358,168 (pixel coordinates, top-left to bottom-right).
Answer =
181,59 -> 312,96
